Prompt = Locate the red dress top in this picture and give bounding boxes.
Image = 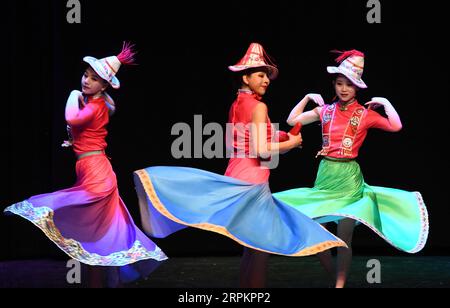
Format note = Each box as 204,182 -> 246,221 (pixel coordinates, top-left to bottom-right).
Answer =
319,100 -> 393,159
225,91 -> 273,184
67,96 -> 109,155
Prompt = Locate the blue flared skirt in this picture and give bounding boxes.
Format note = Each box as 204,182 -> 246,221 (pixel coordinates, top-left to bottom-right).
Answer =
133,166 -> 346,256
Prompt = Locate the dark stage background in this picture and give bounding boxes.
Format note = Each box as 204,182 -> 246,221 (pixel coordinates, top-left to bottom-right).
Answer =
1,0 -> 447,260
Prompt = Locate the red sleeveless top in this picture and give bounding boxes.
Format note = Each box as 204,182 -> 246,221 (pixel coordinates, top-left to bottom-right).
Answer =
67,96 -> 109,155
225,91 -> 273,184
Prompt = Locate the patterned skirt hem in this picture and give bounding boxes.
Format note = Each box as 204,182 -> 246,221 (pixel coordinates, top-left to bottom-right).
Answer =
4,201 -> 168,266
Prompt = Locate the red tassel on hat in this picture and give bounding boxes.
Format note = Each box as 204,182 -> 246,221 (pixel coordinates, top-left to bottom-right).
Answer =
331,49 -> 364,64
117,41 -> 137,65
262,47 -> 277,67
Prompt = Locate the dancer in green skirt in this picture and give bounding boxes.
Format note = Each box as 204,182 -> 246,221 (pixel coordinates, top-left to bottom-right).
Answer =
273,50 -> 429,288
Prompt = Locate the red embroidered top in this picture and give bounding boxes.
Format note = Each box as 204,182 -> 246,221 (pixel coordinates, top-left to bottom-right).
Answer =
319,100 -> 393,159
66,96 -> 109,155
224,91 -> 273,184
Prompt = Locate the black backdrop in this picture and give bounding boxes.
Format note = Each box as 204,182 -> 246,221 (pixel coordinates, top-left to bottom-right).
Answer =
1,0 -> 447,260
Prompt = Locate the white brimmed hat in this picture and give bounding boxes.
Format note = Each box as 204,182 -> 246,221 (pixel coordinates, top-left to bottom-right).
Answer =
83,42 -> 136,89
228,42 -> 279,80
327,49 -> 367,88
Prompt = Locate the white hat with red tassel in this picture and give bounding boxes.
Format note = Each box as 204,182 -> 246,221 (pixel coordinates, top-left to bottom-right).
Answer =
83,42 -> 136,89
327,49 -> 367,89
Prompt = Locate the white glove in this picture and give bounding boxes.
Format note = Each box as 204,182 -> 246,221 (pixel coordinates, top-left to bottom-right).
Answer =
61,140 -> 73,148
365,97 -> 402,130
306,93 -> 325,106
103,92 -> 116,116
365,97 -> 392,110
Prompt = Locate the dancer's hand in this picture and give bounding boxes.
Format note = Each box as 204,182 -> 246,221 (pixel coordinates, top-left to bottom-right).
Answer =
288,132 -> 303,148
365,97 -> 392,110
70,90 -> 85,108
275,130 -> 289,142
365,97 -> 402,131
70,90 -> 83,101
305,93 -> 325,106
61,140 -> 73,148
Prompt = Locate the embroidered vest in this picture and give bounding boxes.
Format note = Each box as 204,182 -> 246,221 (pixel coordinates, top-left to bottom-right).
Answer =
318,103 -> 366,157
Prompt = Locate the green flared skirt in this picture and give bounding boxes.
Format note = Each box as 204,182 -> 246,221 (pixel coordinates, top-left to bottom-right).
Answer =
273,158 -> 429,253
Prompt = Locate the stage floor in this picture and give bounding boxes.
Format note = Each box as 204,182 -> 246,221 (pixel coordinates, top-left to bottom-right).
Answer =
1,256 -> 449,288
